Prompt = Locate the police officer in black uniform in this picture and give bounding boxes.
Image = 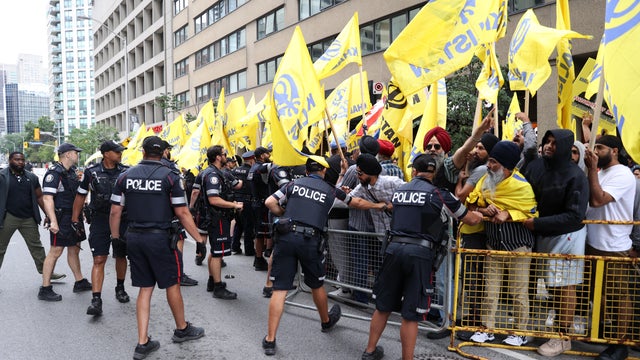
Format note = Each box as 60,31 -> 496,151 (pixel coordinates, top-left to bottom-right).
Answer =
161,141 -> 198,286
72,140 -> 129,316
39,143 -> 92,301
248,147 -> 272,271
262,157 -> 387,356
230,151 -> 256,256
109,136 -> 205,359
201,145 -> 243,299
360,154 -> 483,360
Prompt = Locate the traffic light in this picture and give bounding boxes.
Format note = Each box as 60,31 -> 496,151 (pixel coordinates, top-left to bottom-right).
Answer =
34,128 -> 40,141
23,141 -> 29,149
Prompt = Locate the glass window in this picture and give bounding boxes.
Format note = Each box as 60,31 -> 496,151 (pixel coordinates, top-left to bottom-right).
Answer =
174,26 -> 187,47
229,32 -> 237,53
375,19 -> 391,51
361,24 -> 374,55
257,7 -> 284,40
238,71 -> 246,90
258,63 -> 267,85
391,14 -> 407,42
238,28 -> 246,48
229,73 -> 238,93
220,38 -> 227,57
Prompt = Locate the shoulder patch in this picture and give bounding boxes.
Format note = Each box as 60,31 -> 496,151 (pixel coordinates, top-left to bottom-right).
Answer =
277,170 -> 287,178
45,174 -> 54,183
210,176 -> 219,185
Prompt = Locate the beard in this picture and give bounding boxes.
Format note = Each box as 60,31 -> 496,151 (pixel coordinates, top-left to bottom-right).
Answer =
597,152 -> 612,168
433,152 -> 445,170
9,162 -> 24,173
468,156 -> 486,170
482,167 -> 505,196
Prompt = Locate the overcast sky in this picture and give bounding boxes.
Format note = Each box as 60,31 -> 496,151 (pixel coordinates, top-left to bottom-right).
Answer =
0,0 -> 49,64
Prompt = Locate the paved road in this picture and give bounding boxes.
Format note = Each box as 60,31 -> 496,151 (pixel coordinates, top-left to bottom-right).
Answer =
0,169 -> 636,359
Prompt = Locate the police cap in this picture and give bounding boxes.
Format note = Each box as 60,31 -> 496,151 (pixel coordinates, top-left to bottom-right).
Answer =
58,142 -> 83,154
254,147 -> 270,158
410,154 -> 438,173
142,136 -> 167,155
100,140 -> 126,153
306,157 -> 327,172
241,151 -> 255,159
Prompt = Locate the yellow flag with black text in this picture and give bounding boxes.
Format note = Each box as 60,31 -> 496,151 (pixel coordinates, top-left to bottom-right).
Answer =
476,43 -> 503,105
121,122 -> 147,166
159,114 -> 188,149
556,0 -> 576,132
502,96 -> 522,140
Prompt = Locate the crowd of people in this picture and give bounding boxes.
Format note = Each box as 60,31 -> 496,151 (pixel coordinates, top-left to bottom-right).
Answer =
0,110 -> 639,359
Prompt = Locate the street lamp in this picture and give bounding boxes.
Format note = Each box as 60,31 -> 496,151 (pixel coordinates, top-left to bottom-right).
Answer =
77,15 -> 130,136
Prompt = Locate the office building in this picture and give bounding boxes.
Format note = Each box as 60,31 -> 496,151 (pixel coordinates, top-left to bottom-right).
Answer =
4,83 -> 50,133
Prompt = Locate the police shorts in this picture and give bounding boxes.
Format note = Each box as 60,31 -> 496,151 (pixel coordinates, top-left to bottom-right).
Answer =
270,232 -> 325,290
208,217 -> 232,258
88,215 -> 127,258
50,212 -> 79,247
253,205 -> 271,238
194,211 -> 209,235
126,231 -> 181,289
373,242 -> 434,322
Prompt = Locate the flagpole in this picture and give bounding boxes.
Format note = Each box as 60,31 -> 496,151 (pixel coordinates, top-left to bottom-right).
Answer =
493,105 -> 499,137
358,65 -> 368,123
524,90 -> 530,115
588,70 -> 606,151
473,97 -> 483,130
324,108 -> 346,163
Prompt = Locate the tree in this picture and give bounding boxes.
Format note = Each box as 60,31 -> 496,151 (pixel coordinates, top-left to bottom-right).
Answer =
442,56 -> 513,150
155,93 -> 185,122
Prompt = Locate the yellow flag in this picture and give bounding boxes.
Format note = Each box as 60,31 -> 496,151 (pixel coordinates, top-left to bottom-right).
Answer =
475,42 -> 503,104
249,91 -> 272,149
378,79 -> 415,179
384,0 -> 508,95
196,99 -> 215,138
602,1 -> 640,163
313,12 -> 361,79
187,116 -> 201,135
271,26 -> 326,165
210,88 -> 233,156
225,96 -> 247,148
502,96 -> 523,140
556,0 -> 576,132
508,9 -> 592,95
175,121 -> 212,174
159,114 -> 187,149
121,122 -> 147,166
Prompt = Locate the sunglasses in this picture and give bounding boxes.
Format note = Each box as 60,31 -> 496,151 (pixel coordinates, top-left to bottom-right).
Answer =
426,144 -> 441,150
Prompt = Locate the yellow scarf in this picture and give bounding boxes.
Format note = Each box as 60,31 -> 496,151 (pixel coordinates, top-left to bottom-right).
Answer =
467,169 -> 538,222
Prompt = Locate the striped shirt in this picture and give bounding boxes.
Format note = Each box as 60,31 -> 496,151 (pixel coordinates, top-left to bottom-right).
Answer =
350,175 -> 405,234
485,221 -> 534,251
380,160 -> 404,181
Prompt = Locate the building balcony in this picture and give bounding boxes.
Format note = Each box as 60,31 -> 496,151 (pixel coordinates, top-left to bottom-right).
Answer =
52,65 -> 62,74
51,35 -> 61,44
50,4 -> 59,15
50,23 -> 60,33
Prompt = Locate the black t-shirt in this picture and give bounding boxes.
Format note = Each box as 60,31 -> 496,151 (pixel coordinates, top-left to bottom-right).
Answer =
6,172 -> 35,219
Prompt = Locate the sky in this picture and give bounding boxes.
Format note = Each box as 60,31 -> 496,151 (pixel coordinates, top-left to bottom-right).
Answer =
0,0 -> 49,64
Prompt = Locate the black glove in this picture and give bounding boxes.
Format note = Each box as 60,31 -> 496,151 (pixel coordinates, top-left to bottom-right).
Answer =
71,221 -> 87,241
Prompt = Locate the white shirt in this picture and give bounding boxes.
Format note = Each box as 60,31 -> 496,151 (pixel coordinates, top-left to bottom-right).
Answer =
586,164 -> 636,252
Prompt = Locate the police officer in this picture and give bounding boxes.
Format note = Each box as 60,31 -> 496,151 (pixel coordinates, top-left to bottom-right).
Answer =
360,154 -> 483,360
230,151 -> 255,256
161,141 -> 198,286
109,136 -> 205,359
248,147 -> 273,271
39,143 -> 92,301
72,140 -> 129,316
199,145 -> 243,299
262,157 -> 387,356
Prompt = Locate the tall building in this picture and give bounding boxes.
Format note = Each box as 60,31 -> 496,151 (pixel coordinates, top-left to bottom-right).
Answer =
4,83 -> 50,133
91,0 -> 603,138
91,0 -> 169,136
0,65 -> 17,134
48,0 -> 96,137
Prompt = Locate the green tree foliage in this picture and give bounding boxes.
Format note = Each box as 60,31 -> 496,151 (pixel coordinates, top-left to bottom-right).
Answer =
67,125 -> 120,161
442,56 -> 513,151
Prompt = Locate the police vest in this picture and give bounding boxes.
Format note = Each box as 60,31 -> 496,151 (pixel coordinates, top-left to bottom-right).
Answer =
269,166 -> 292,194
123,162 -> 176,226
48,163 -> 80,210
231,164 -> 252,197
248,162 -> 270,200
88,163 -> 128,213
282,176 -> 335,230
390,177 -> 446,241
202,166 -> 235,216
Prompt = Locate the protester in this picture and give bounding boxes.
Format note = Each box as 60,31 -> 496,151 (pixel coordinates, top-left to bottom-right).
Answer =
377,139 -> 403,180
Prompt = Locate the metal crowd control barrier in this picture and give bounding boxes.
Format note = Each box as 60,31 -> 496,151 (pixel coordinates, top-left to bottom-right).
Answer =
450,224 -> 640,360
284,228 -> 451,333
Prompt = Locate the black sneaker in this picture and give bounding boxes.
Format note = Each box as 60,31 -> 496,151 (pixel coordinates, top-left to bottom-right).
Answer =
361,345 -> 384,360
206,278 -> 215,292
133,337 -> 160,359
213,283 -> 237,300
38,286 -> 62,301
115,286 -> 130,303
232,247 -> 242,255
262,287 -> 273,298
50,273 -> 66,280
254,257 -> 268,271
86,297 -> 103,316
321,304 -> 342,332
262,336 -> 276,356
172,322 -> 205,343
180,274 -> 198,286
73,278 -> 92,293
221,259 -> 227,268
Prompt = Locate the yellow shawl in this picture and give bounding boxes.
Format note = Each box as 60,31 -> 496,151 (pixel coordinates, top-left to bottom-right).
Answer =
467,169 -> 538,221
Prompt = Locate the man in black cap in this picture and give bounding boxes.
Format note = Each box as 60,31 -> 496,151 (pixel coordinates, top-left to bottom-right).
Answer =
231,151 -> 256,256
263,157 -> 387,356
72,140 -> 130,315
361,154 -> 483,360
40,142 -> 92,301
110,136 -> 206,359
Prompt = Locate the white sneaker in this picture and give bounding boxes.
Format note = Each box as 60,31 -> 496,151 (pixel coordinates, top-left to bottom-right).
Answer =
470,332 -> 495,343
537,338 -> 571,357
503,335 -> 528,346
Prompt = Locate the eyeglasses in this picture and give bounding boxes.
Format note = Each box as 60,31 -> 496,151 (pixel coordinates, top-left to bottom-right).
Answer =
425,144 -> 441,151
